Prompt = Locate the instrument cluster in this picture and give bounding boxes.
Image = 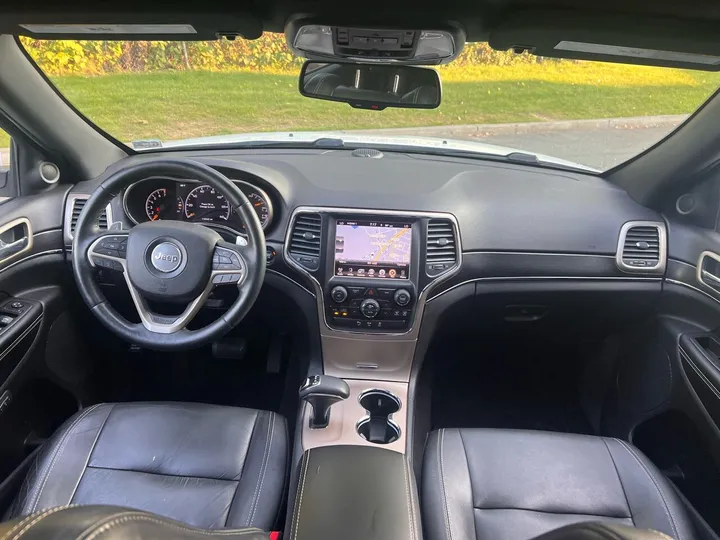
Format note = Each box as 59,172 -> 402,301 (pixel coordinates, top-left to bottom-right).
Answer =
123,177 -> 274,232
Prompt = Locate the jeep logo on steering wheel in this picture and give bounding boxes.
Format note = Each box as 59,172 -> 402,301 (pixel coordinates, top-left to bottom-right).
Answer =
150,242 -> 182,273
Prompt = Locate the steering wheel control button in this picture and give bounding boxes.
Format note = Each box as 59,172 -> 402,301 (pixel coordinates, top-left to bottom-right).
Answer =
331,286 -> 348,303
360,298 -> 381,318
394,289 -> 411,306
150,242 -> 183,273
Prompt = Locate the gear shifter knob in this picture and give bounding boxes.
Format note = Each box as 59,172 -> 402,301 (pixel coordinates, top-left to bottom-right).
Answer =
299,375 -> 350,429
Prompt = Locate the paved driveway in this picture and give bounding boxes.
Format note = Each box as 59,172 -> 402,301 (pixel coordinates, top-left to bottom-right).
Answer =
467,124 -> 681,170
355,115 -> 687,171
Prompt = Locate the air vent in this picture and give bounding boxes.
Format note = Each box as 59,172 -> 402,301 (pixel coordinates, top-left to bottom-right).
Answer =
289,213 -> 322,271
617,222 -> 666,273
426,219 -> 457,276
69,197 -> 109,235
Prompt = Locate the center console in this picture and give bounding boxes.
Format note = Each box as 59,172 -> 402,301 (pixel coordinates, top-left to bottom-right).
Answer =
327,218 -> 416,332
285,207 -> 461,456
285,208 -> 460,338
288,445 -> 421,540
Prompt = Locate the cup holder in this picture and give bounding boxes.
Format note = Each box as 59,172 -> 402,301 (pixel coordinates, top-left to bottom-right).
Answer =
356,389 -> 401,445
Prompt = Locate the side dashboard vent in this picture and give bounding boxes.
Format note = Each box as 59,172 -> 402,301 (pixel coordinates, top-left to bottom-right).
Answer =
426,219 -> 457,276
617,222 -> 666,273
288,213 -> 322,271
68,197 -> 109,238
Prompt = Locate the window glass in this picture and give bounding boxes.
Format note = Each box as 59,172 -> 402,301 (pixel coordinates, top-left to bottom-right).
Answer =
20,36 -> 720,171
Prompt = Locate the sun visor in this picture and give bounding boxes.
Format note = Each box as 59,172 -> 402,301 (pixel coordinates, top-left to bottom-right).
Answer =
0,12 -> 263,40
489,10 -> 720,71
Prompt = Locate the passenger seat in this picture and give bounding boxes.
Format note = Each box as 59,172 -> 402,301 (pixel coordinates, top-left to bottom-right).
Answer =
422,428 -> 693,540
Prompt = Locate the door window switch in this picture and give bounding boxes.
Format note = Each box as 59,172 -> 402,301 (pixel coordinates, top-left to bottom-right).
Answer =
0,315 -> 13,326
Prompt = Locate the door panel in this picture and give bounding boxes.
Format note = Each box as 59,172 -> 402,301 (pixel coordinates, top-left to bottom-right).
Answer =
601,218 -> 720,536
0,186 -> 86,511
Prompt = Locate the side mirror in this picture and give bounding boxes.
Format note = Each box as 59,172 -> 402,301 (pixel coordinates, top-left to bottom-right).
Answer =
299,61 -> 441,110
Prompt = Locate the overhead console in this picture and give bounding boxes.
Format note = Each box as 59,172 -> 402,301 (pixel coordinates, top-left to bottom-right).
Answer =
284,207 -> 460,336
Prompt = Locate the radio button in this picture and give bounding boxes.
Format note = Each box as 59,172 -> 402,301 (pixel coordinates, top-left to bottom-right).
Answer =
347,286 -> 366,298
378,288 -> 394,299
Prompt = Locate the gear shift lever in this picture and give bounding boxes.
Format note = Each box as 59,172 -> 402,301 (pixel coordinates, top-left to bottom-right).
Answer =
299,375 -> 350,429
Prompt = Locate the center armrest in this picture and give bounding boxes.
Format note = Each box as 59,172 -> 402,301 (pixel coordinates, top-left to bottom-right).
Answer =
288,445 -> 422,540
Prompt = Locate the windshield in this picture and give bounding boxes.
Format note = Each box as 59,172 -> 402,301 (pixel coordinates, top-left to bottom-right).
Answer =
20,35 -> 720,171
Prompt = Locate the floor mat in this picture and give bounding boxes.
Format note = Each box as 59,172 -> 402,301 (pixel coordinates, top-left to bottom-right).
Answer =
430,339 -> 593,434
88,325 -> 291,414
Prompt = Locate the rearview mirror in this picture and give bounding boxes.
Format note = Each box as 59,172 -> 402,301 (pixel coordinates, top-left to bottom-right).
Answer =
299,61 -> 441,110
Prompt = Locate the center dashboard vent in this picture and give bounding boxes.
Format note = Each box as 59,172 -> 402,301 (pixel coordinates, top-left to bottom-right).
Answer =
616,222 -> 666,274
426,218 -> 458,276
288,213 -> 322,271
69,197 -> 109,237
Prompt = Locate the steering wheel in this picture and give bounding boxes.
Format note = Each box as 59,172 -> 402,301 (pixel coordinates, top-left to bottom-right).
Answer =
72,159 -> 266,351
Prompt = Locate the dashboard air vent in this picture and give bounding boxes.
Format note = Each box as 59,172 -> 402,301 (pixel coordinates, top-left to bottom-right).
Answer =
70,197 -> 108,235
289,213 -> 322,271
426,219 -> 457,276
617,222 -> 666,273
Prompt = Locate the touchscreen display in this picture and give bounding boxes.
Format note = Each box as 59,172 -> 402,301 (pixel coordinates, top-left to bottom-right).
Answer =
335,220 -> 411,279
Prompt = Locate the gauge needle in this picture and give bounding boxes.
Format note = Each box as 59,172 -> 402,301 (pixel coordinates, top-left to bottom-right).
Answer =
152,215 -> 159,221
254,202 -> 263,207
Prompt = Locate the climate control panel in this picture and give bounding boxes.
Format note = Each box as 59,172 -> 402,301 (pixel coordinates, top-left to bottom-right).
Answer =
326,283 -> 415,332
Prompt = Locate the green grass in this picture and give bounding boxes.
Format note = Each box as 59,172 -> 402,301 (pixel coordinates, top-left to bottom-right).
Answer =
1,64 -> 720,148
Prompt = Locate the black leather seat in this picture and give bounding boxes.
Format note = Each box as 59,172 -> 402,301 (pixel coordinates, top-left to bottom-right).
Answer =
0,506 -> 674,540
5,402 -> 288,530
422,428 -> 694,540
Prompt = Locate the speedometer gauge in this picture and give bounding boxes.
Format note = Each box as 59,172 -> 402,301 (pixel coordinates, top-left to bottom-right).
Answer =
184,185 -> 231,221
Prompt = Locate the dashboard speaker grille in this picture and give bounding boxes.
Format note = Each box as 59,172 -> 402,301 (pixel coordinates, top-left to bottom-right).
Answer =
426,219 -> 457,275
70,197 -> 108,234
289,213 -> 322,270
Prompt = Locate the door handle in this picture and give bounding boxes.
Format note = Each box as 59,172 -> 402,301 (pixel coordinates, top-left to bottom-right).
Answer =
0,237 -> 28,260
0,218 -> 32,265
698,251 -> 720,292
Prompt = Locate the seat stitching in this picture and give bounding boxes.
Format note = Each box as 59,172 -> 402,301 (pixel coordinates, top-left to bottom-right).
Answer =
270,419 -> 290,529
457,428 -> 479,539
471,506 -> 635,518
83,464 -> 239,483
404,457 -> 416,540
81,513 -> 265,540
6,505 -> 77,540
247,412 -> 275,526
29,404 -> 103,513
291,450 -> 310,540
225,411 -> 259,527
616,439 -> 681,540
68,404 -> 116,505
439,428 -> 453,540
601,438 -> 633,522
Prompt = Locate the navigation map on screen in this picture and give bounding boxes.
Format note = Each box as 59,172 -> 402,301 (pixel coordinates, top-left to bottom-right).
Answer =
335,220 -> 411,279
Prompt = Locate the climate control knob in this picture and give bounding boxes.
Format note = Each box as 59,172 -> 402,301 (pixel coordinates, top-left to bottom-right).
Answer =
330,286 -> 348,303
394,289 -> 411,307
360,298 -> 381,319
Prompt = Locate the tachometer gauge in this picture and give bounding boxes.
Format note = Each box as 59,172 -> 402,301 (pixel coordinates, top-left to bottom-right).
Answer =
247,191 -> 271,229
184,185 -> 231,221
145,188 -> 176,221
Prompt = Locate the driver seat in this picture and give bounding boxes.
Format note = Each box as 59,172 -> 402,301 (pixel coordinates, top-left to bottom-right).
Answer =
4,402 -> 288,531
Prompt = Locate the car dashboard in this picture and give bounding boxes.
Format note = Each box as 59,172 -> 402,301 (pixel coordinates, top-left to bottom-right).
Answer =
61,147 -> 666,379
